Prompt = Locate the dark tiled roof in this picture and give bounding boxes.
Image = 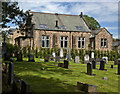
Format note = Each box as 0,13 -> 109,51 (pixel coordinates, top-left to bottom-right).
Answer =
31,12 -> 91,32
113,41 -> 120,46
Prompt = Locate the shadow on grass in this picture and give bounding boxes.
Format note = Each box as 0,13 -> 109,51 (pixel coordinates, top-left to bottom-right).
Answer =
19,75 -> 85,93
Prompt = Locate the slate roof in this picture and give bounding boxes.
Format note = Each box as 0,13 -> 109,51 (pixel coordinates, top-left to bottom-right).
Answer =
31,12 -> 91,32
113,41 -> 120,47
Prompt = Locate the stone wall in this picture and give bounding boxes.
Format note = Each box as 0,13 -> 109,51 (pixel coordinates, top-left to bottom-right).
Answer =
33,30 -> 91,50
95,28 -> 113,51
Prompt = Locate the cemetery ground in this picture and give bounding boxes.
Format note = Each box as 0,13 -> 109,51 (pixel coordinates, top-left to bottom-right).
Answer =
2,58 -> 119,93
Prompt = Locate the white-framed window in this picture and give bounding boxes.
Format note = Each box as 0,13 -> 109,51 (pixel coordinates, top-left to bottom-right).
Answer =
42,36 -> 50,48
101,38 -> 107,48
60,36 -> 68,48
78,37 -> 85,49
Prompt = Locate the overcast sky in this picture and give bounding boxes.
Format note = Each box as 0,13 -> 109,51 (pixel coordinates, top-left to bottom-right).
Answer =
15,0 -> 119,39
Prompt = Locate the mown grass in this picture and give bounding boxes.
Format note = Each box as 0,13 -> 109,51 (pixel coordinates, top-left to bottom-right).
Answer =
13,58 -> 119,93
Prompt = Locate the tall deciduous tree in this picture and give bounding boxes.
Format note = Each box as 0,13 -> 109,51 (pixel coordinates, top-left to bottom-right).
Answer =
84,15 -> 101,30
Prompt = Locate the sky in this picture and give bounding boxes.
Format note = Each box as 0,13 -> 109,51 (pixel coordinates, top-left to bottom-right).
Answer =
15,0 -> 119,39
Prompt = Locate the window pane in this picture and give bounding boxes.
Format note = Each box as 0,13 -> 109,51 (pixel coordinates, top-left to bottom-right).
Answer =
42,36 -> 45,39
46,36 -> 49,39
104,39 -> 107,47
65,37 -> 67,40
82,38 -> 85,48
61,41 -> 63,47
42,40 -> 45,47
65,41 -> 67,47
78,37 -> 81,41
78,41 -> 81,48
61,37 -> 63,40
46,40 -> 49,47
101,39 -> 103,47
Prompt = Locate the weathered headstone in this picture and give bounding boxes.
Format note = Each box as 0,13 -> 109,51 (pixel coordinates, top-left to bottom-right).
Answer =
87,62 -> 92,75
75,56 -> 80,63
102,57 -> 108,64
92,60 -> 96,69
77,82 -> 98,92
111,65 -> 113,68
99,60 -> 105,70
52,52 -> 56,58
90,50 -> 94,59
50,55 -> 54,61
44,56 -> 50,62
28,54 -> 35,62
84,55 -> 89,64
66,48 -> 72,61
55,56 -> 60,62
60,48 -> 64,58
21,80 -> 30,94
58,63 -> 64,67
8,62 -> 14,85
64,60 -> 69,69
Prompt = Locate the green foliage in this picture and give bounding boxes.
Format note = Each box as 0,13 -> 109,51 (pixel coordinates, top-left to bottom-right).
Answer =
84,15 -> 101,30
71,49 -> 75,59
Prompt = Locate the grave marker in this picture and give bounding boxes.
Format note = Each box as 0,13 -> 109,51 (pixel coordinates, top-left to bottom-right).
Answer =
92,60 -> 96,69
87,62 -> 92,75
64,60 -> 69,69
44,56 -> 50,62
55,56 -> 60,62
99,60 -> 105,70
60,48 -> 64,58
21,80 -> 30,94
75,56 -> 80,63
84,55 -> 89,64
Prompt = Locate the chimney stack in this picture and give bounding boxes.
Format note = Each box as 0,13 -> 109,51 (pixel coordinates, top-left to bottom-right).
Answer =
80,12 -> 83,17
55,20 -> 58,28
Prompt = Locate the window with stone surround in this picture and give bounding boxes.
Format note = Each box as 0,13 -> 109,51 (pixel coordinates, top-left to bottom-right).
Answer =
60,36 -> 68,48
42,36 -> 50,48
78,37 -> 85,49
101,38 -> 107,48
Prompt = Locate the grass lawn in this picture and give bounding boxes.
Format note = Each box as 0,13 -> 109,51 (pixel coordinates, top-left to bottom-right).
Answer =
12,58 -> 119,92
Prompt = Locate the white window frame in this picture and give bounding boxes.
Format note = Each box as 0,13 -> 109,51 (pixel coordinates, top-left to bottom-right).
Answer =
101,38 -> 107,48
42,36 -> 50,48
60,36 -> 68,48
78,37 -> 85,49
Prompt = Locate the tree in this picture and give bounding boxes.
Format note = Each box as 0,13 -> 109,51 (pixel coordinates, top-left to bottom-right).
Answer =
84,15 -> 101,30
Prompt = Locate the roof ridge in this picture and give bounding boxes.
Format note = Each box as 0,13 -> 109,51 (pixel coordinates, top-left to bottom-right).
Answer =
30,11 -> 80,16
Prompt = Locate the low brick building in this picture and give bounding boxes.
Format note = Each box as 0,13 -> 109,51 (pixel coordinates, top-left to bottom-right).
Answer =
10,11 -> 113,51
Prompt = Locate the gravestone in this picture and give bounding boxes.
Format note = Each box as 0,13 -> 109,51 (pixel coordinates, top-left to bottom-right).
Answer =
99,60 -> 105,70
8,62 -> 14,85
75,56 -> 80,63
28,54 -> 35,62
77,82 -> 98,92
17,51 -> 23,61
102,57 -> 108,64
44,56 -> 50,62
50,55 -> 54,61
111,65 -> 113,68
52,52 -> 56,58
84,55 -> 89,64
90,50 -> 94,59
66,48 -> 72,61
58,63 -> 64,67
60,48 -> 64,58
87,62 -> 92,75
55,56 -> 60,62
64,60 -> 69,69
21,80 -> 30,93
92,60 -> 96,69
